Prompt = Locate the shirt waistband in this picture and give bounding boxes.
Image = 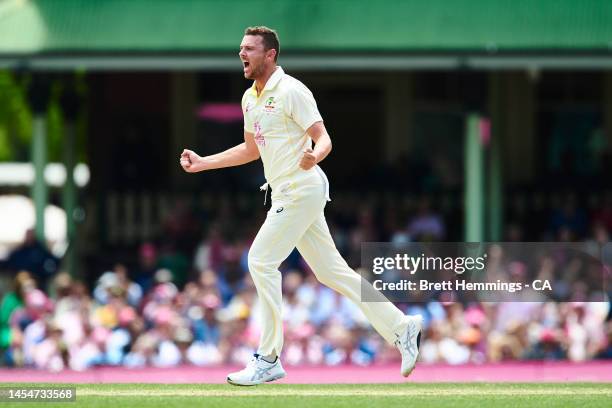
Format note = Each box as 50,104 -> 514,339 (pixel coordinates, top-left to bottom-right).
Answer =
260,166 -> 331,204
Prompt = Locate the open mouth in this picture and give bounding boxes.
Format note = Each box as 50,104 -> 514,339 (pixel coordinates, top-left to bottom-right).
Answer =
243,61 -> 250,68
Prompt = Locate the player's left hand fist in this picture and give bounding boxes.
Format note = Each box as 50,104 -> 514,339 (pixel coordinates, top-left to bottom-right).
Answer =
299,148 -> 317,170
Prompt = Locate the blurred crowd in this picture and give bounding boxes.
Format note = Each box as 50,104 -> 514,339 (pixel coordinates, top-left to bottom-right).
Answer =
0,192 -> 611,371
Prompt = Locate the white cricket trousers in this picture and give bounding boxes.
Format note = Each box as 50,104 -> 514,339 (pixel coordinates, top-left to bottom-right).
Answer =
248,180 -> 407,356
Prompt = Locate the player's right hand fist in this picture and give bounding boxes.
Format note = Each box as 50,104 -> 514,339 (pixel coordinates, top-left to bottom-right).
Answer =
180,149 -> 202,173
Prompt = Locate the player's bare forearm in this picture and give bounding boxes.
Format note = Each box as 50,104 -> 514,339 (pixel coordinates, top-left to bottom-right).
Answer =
299,121 -> 332,170
201,143 -> 259,170
180,131 -> 260,173
312,132 -> 332,163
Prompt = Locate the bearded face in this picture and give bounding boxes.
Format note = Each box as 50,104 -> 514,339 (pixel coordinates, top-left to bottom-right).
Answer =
239,35 -> 274,80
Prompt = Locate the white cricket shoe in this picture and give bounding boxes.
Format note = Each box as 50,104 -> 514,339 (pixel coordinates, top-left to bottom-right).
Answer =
395,314 -> 423,377
227,354 -> 286,386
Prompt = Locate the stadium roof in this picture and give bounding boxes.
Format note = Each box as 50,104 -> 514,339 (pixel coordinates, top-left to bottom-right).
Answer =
1,0 -> 612,70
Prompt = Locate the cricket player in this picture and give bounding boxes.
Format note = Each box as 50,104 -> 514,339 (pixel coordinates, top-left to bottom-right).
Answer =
180,26 -> 422,386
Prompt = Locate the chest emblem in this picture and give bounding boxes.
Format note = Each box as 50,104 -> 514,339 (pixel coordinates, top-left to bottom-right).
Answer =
264,96 -> 276,112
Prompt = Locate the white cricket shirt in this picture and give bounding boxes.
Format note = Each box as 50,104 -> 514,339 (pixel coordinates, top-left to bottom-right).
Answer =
242,66 -> 330,200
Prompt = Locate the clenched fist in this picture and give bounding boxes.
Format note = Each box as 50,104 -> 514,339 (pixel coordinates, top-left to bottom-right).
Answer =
299,148 -> 317,170
180,149 -> 203,173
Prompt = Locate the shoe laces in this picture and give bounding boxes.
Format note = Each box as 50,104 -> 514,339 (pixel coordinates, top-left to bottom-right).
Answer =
239,354 -> 260,372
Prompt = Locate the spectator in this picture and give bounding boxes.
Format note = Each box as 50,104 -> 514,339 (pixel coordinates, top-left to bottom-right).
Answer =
0,272 -> 35,366
133,242 -> 159,294
5,230 -> 59,290
407,197 -> 446,241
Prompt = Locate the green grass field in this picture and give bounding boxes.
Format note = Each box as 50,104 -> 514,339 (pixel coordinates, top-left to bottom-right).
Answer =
1,383 -> 611,408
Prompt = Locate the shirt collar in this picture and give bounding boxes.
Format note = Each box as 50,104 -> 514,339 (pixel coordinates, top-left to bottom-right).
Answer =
250,66 -> 284,96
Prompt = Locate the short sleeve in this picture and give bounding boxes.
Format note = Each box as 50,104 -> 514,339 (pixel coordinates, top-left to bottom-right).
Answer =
242,92 -> 255,133
286,83 -> 323,131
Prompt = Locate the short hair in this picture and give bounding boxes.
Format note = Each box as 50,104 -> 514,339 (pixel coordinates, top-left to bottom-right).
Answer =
244,26 -> 280,62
